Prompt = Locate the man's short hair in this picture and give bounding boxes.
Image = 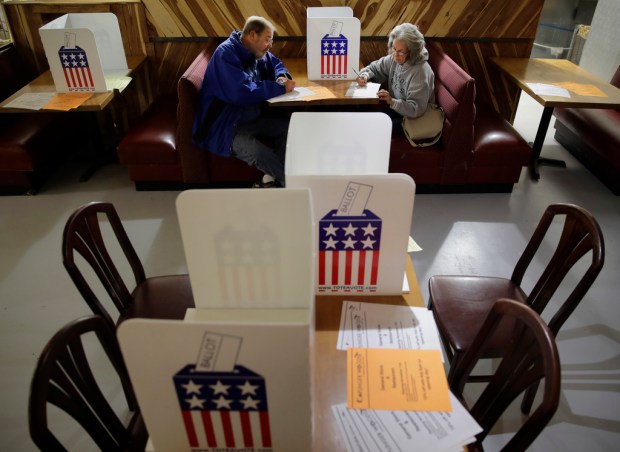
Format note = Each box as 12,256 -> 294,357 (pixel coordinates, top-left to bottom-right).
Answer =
242,16 -> 276,36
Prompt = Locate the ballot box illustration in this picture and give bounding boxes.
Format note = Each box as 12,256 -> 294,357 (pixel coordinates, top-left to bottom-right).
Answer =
119,317 -> 313,451
307,7 -> 360,80
39,13 -> 128,93
287,175 -> 415,295
173,353 -> 272,449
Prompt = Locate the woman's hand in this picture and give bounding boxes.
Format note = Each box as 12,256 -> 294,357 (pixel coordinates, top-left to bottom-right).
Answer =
356,73 -> 368,86
378,89 -> 392,105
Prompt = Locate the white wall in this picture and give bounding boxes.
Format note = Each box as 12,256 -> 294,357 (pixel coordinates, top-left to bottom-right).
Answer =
580,0 -> 620,80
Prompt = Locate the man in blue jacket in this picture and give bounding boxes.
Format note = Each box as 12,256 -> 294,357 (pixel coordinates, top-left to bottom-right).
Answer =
193,16 -> 296,187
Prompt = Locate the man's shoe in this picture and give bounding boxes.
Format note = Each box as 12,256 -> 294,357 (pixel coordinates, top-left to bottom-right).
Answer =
252,176 -> 280,188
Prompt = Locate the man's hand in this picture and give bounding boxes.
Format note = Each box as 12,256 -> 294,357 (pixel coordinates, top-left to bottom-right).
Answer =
283,79 -> 296,93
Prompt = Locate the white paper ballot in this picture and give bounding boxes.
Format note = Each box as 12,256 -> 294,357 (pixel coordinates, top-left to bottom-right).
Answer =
267,86 -> 317,103
526,82 -> 571,98
337,301 -> 444,361
345,81 -> 380,98
332,392 -> 482,452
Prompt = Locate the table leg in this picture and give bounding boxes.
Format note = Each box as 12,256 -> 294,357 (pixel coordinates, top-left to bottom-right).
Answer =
529,106 -> 566,180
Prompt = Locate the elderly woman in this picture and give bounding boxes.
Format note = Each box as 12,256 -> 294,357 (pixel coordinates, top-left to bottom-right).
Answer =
357,23 -> 435,136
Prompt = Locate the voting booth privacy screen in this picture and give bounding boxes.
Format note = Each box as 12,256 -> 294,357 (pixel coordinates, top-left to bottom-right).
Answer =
287,174 -> 416,295
285,112 -> 392,176
307,7 -> 360,81
39,13 -> 128,93
118,317 -> 312,451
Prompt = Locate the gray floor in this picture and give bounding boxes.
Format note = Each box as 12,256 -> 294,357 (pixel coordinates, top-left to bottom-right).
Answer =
1,95 -> 619,451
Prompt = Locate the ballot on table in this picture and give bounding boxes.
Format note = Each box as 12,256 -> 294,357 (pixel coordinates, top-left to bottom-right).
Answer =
39,13 -> 128,93
307,7 -> 361,81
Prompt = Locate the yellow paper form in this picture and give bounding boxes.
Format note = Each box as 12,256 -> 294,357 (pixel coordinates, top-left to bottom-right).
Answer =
42,93 -> 93,111
554,82 -> 607,97
347,348 -> 451,412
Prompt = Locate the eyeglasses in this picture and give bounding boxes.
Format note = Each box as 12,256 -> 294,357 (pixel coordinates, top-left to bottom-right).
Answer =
391,47 -> 409,57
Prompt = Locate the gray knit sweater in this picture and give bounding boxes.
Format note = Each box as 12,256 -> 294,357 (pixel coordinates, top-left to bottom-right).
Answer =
361,53 -> 435,118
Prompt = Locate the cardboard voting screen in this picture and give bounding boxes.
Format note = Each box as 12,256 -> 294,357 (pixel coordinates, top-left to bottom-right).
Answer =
286,174 -> 415,295
176,188 -> 315,309
285,112 -> 392,176
307,7 -> 360,81
118,316 -> 312,451
39,13 -> 128,93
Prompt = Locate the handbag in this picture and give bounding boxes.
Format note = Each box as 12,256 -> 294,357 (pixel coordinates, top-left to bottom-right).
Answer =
402,103 -> 445,147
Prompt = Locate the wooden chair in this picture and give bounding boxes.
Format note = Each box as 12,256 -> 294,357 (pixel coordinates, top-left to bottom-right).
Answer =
29,315 -> 148,451
429,203 -> 604,412
62,201 -> 195,328
451,299 -> 561,451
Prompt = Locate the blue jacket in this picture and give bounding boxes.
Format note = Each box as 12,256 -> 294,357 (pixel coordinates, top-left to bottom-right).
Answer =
192,31 -> 290,157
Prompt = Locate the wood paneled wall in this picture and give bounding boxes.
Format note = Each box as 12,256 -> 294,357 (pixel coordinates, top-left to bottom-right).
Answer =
4,0 -> 545,121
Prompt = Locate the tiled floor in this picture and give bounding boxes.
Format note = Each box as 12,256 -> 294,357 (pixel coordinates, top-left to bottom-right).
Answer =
1,95 -> 619,451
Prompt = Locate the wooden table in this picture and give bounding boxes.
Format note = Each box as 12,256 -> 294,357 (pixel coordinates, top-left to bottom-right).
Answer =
312,255 -> 424,451
272,58 -> 380,107
490,57 -> 620,180
0,54 -> 146,112
0,55 -> 148,180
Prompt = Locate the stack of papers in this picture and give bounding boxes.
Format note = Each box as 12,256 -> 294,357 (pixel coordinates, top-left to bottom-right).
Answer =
332,392 -> 482,451
335,301 -> 482,451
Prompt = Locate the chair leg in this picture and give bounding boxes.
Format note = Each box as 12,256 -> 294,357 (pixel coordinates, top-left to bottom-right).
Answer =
447,351 -> 466,392
521,380 -> 540,414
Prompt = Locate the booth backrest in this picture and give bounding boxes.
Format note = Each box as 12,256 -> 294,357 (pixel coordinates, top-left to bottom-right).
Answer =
177,49 -> 211,183
427,42 -> 476,183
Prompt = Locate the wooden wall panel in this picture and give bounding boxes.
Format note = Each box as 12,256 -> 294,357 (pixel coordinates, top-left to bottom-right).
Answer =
4,0 -> 545,121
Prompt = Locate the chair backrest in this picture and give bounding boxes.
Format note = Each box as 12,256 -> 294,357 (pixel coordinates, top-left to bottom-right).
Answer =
451,299 -> 561,450
62,202 -> 146,327
511,203 -> 605,336
29,315 -> 147,451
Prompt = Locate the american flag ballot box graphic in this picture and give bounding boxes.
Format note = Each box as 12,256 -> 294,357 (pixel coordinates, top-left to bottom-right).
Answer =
174,364 -> 272,450
58,44 -> 95,91
39,13 -> 127,93
318,209 -> 382,293
320,34 -> 348,78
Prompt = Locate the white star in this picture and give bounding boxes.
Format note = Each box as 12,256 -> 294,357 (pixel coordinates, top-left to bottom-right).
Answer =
182,380 -> 202,395
323,223 -> 338,237
331,49 -> 337,54
237,380 -> 259,395
362,223 -> 378,236
342,237 -> 356,249
80,61 -> 86,67
213,395 -> 232,409
323,237 -> 338,249
340,41 -> 345,47
331,42 -> 337,48
63,61 -> 70,68
209,380 -> 230,395
62,54 -> 68,60
361,237 -> 376,249
340,49 -> 345,54
343,223 -> 358,236
72,61 -> 78,67
70,54 -> 76,60
323,49 -> 329,55
323,42 -> 329,48
240,396 -> 261,409
186,394 -> 206,408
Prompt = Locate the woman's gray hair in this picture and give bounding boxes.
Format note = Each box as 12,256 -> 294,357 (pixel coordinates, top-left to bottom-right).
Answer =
388,23 -> 428,64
